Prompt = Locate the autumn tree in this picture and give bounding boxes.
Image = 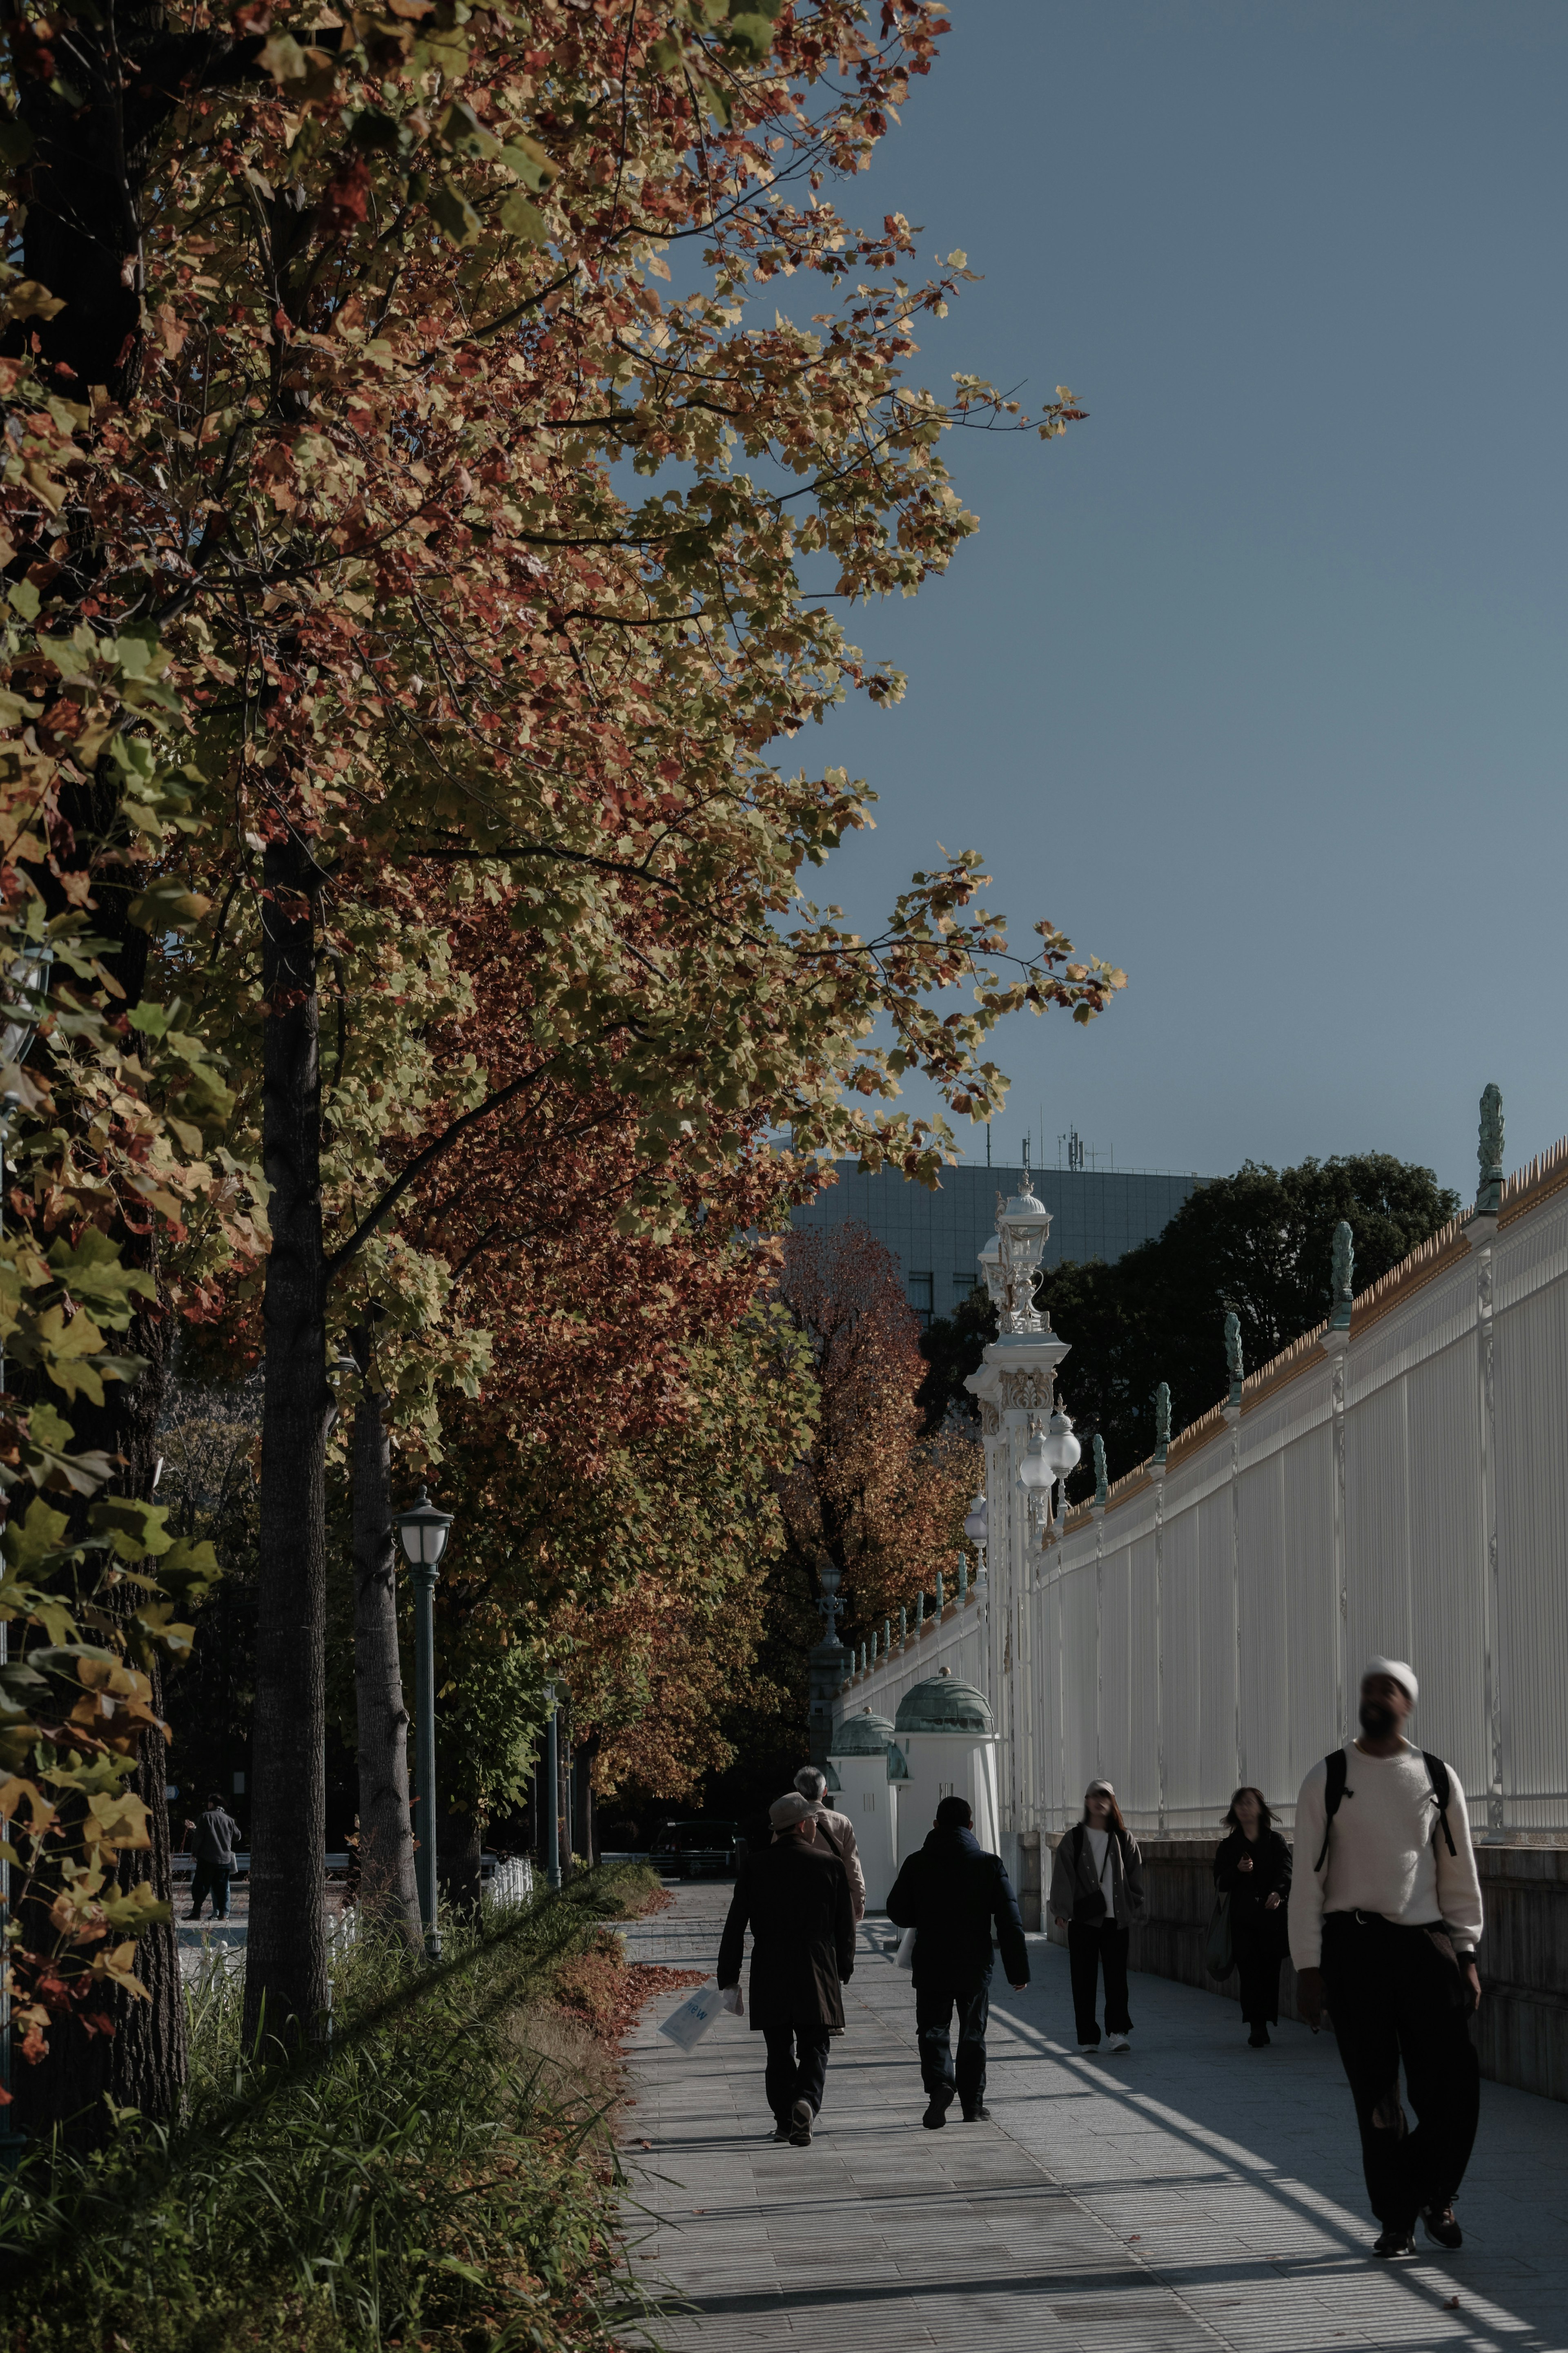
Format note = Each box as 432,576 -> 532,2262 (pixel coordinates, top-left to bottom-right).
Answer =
0,0 -> 1124,2107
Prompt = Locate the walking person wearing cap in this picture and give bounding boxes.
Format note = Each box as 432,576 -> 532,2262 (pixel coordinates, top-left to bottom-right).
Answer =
1049,1781 -> 1146,2053
791,1766 -> 867,1921
1290,1659 -> 1484,2260
885,1795 -> 1029,2128
717,1791 -> 856,2146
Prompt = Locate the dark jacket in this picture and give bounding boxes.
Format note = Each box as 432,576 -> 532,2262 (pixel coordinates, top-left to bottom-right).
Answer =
886,1826 -> 1029,1992
1048,1821 -> 1146,1929
717,1834 -> 855,2033
193,1808 -> 241,1867
1214,1827 -> 1291,1943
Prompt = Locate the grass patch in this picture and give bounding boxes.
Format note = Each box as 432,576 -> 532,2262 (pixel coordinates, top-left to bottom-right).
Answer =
0,1864 -> 666,2353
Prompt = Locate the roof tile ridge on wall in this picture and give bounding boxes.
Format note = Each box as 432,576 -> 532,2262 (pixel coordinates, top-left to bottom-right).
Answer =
1498,1131 -> 1568,1227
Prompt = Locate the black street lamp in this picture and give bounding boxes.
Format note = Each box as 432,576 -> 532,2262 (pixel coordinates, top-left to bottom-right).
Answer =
392,1486 -> 453,1958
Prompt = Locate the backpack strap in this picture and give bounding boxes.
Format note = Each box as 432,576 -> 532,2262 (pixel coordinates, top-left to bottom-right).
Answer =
1313,1750 -> 1349,1873
1422,1751 -> 1457,1857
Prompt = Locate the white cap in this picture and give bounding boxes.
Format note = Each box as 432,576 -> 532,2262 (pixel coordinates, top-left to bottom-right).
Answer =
1363,1656 -> 1418,1706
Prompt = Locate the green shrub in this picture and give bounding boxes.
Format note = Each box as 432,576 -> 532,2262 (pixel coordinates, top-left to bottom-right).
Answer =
1,1865 -> 658,2353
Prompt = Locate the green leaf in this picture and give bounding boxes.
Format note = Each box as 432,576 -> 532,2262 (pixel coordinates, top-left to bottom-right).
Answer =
430,182 -> 481,248
7,580 -> 40,622
498,190 -> 548,245
722,11 -> 775,62
499,134 -> 557,192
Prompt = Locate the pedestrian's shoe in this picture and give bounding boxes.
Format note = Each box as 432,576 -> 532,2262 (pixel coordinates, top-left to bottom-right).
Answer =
1076,2041 -> 1098,2054
1372,2226 -> 1417,2259
788,2098 -> 813,2147
1421,2204 -> 1463,2250
770,2123 -> 792,2142
961,2104 -> 992,2122
1247,2027 -> 1270,2048
1107,2034 -> 1131,2053
922,2085 -> 953,2130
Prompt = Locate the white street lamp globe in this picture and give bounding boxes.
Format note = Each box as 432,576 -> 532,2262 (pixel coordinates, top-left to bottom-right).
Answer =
962,1492 -> 988,1546
1042,1409 -> 1081,1481
394,1485 -> 454,1568
1017,1431 -> 1054,1494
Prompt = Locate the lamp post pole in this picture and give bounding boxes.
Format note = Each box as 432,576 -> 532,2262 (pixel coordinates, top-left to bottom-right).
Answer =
544,1684 -> 561,1890
392,1485 -> 454,1963
411,1557 -> 440,1958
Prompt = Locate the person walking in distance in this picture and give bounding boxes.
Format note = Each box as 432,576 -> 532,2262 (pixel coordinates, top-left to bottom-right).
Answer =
1214,1786 -> 1292,2047
717,1792 -> 855,2146
791,1764 -> 867,1922
187,1791 -> 242,1921
886,1795 -> 1029,2128
1290,1659 -> 1483,2260
1050,1780 -> 1146,2053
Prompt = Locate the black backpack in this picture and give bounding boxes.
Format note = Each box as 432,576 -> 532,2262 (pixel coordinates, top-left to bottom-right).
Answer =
1312,1746 -> 1458,1874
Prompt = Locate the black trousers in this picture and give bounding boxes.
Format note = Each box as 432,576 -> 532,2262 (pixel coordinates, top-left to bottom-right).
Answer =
188,1861 -> 232,1919
1233,1909 -> 1283,2025
915,1978 -> 990,2110
1068,1920 -> 1131,2044
1319,1912 -> 1480,2228
762,2023 -> 831,2124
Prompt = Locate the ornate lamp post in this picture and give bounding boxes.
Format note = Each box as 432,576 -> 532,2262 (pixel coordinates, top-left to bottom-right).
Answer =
963,1489 -> 988,1580
392,1485 -> 453,1958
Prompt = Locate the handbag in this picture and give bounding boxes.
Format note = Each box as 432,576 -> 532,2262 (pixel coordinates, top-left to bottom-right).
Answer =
1205,1892 -> 1234,1978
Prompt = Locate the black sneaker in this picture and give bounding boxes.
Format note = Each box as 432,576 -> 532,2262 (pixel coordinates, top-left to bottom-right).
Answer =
1421,2204 -> 1463,2250
922,2086 -> 953,2130
770,2123 -> 791,2142
1247,2028 -> 1270,2048
961,2103 -> 992,2122
788,2098 -> 813,2146
1372,2226 -> 1417,2259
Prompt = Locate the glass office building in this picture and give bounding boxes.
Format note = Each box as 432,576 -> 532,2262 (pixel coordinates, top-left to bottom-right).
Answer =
789,1161 -> 1202,1327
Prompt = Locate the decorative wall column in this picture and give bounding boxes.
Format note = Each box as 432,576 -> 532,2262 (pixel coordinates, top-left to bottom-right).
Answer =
1324,1221 -> 1354,1750
1152,1381 -> 1170,1836
965,1162 -> 1068,1836
1473,1082 -> 1505,1830
1223,1315 -> 1244,1793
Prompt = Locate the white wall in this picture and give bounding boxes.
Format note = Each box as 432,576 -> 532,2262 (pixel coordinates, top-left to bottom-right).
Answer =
846,1149 -> 1568,1842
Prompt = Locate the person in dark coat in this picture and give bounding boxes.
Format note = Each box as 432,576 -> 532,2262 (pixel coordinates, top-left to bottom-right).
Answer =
187,1793 -> 242,1920
1214,1784 -> 1292,2047
717,1791 -> 855,2146
886,1795 -> 1029,2128
1049,1780 -> 1147,2052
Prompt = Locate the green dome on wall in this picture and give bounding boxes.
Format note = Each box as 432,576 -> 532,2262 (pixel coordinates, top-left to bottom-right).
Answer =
830,1707 -> 895,1756
893,1671 -> 993,1735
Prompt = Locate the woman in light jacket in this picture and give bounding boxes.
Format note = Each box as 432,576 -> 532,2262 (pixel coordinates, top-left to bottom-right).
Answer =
1049,1780 -> 1147,2053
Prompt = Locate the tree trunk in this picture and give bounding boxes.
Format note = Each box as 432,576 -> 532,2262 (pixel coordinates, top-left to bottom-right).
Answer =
244,836 -> 330,2048
349,1360 -> 420,1950
12,1289 -> 185,2147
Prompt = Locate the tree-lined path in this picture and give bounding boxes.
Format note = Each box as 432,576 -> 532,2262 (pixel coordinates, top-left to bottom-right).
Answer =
621,1886 -> 1568,2353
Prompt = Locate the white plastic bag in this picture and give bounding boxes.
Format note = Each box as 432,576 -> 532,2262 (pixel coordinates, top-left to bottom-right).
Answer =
658,1982 -> 729,2050
718,1985 -> 743,2015
894,1926 -> 918,1972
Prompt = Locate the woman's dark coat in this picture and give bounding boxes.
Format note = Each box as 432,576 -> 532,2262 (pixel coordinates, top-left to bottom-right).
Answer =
717,1834 -> 855,2033
1214,1826 -> 1292,1952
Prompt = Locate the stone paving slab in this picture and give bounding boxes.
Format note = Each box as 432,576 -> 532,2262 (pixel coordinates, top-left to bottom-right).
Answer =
620,1885 -> 1568,2353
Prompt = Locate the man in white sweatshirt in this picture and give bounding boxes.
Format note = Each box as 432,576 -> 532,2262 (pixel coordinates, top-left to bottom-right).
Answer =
1289,1658 -> 1483,2261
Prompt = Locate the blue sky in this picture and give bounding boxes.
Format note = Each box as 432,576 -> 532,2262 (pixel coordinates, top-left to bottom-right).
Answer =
797,0 -> 1568,1202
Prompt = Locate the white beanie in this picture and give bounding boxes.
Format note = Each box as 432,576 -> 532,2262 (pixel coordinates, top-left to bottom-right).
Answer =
1363,1656 -> 1418,1706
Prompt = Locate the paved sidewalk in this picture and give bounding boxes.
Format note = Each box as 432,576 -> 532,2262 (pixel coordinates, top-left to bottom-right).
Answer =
620,1885 -> 1568,2353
